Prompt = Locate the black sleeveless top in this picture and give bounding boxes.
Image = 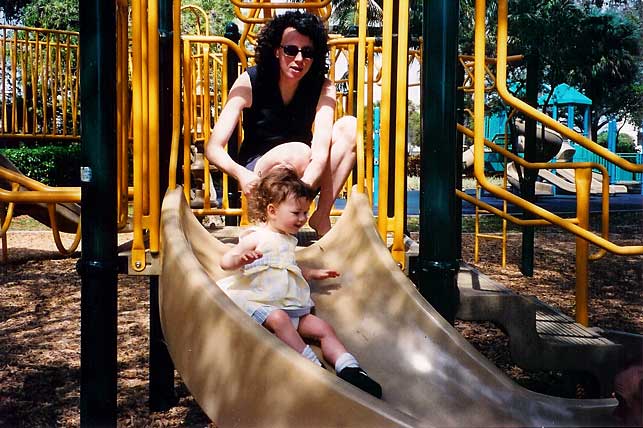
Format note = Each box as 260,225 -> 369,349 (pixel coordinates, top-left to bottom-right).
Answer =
238,66 -> 325,166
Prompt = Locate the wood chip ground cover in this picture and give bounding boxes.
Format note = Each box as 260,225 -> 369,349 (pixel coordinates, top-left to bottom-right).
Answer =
1,219 -> 641,426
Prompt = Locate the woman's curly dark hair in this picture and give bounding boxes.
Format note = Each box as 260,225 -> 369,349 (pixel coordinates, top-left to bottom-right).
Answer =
255,11 -> 329,82
248,167 -> 316,224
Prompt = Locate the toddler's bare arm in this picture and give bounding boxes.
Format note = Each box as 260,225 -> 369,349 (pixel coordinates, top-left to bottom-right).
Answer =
220,234 -> 262,270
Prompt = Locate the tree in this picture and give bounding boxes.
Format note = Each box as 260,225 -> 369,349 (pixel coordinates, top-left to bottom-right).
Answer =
1,0 -> 79,30
569,9 -> 642,139
597,130 -> 637,152
462,0 -> 643,141
0,0 -> 30,25
181,0 -> 235,36
330,0 -> 383,35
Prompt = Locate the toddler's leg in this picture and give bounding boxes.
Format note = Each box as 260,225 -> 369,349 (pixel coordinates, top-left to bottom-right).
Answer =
298,314 -> 382,398
263,309 -> 321,366
297,314 -> 347,364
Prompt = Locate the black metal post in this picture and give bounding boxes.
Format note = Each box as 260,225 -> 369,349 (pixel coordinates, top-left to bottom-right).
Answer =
410,0 -> 460,324
225,22 -> 241,226
520,54 -> 539,277
78,1 -> 118,425
149,0 -> 177,411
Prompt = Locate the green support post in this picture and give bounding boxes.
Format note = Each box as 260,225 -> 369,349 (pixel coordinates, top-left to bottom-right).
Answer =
225,22 -> 241,226
520,55 -> 539,277
150,0 -> 177,411
410,0 -> 460,324
78,1 -> 118,425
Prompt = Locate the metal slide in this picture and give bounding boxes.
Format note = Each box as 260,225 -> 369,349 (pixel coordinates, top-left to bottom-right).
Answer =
159,186 -> 618,427
0,154 -> 80,233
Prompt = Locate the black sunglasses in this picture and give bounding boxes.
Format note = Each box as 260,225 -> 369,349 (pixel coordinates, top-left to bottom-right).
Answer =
280,45 -> 315,59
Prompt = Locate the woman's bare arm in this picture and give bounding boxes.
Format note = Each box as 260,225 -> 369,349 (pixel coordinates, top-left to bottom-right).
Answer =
220,232 -> 263,270
300,79 -> 336,189
205,72 -> 259,195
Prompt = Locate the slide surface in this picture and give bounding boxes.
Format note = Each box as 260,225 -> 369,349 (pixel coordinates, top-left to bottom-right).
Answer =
0,154 -> 80,233
159,186 -> 618,427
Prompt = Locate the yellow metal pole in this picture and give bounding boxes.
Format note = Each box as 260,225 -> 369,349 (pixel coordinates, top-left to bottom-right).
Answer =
182,41 -> 193,203
116,0 -> 129,229
168,0 -> 182,189
147,0 -> 160,253
391,0 -> 410,267
131,0 -> 146,271
377,0 -> 394,241
355,0 -> 368,191
575,167 -> 592,326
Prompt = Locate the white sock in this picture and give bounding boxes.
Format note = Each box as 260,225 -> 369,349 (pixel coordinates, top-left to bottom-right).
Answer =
334,352 -> 359,374
301,345 -> 323,366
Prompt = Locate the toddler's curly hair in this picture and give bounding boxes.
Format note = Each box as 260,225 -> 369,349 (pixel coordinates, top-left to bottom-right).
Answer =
248,167 -> 316,223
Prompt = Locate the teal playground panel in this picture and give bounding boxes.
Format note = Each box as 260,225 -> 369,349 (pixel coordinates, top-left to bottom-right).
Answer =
573,144 -> 643,190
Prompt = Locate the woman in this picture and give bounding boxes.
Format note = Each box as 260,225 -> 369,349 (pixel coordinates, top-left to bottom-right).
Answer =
205,11 -> 356,237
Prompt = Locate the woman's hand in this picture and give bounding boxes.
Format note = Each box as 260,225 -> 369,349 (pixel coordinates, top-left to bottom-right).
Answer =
238,169 -> 260,197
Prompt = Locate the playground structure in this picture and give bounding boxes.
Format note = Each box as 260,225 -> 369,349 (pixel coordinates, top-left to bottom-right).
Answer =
0,0 -> 642,425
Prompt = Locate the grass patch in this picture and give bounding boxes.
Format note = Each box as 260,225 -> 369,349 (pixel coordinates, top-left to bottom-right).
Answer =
5,215 -> 46,231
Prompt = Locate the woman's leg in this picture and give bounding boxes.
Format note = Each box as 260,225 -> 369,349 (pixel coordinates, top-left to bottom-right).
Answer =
297,313 -> 347,366
309,115 -> 357,236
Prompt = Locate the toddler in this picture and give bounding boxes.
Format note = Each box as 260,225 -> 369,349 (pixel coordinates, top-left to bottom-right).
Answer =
217,167 -> 382,398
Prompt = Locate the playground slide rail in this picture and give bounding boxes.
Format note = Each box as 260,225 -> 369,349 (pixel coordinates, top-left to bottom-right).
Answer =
0,25 -> 81,141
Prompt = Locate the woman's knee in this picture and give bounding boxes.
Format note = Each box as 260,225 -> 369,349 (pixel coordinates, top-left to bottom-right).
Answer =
332,116 -> 357,152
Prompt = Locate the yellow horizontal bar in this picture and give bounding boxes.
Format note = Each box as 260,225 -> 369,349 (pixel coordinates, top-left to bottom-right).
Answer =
0,188 -> 80,203
229,0 -> 331,9
477,234 -> 504,240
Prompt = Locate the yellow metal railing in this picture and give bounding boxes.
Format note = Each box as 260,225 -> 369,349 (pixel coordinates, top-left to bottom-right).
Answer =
0,25 -> 80,141
472,0 -> 643,325
0,167 -> 81,256
181,4 -> 210,36
374,0 -> 411,267
172,35 -> 248,220
328,36 -> 379,208
126,0 -> 162,272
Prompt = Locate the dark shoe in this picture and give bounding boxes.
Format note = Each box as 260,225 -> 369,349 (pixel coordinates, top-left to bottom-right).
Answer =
338,367 -> 382,399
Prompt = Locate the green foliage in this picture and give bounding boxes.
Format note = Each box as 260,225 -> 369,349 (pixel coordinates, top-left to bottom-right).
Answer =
407,154 -> 421,177
407,102 -> 421,149
1,143 -> 81,186
14,0 -> 79,30
596,131 -> 637,152
181,0 -> 235,36
570,9 -> 643,137
330,0 -> 383,35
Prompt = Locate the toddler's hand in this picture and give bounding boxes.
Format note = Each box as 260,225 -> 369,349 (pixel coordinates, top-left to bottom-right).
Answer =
239,249 -> 262,265
308,269 -> 340,280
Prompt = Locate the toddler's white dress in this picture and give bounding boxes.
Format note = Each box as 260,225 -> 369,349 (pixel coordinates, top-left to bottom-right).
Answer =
217,228 -> 314,317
